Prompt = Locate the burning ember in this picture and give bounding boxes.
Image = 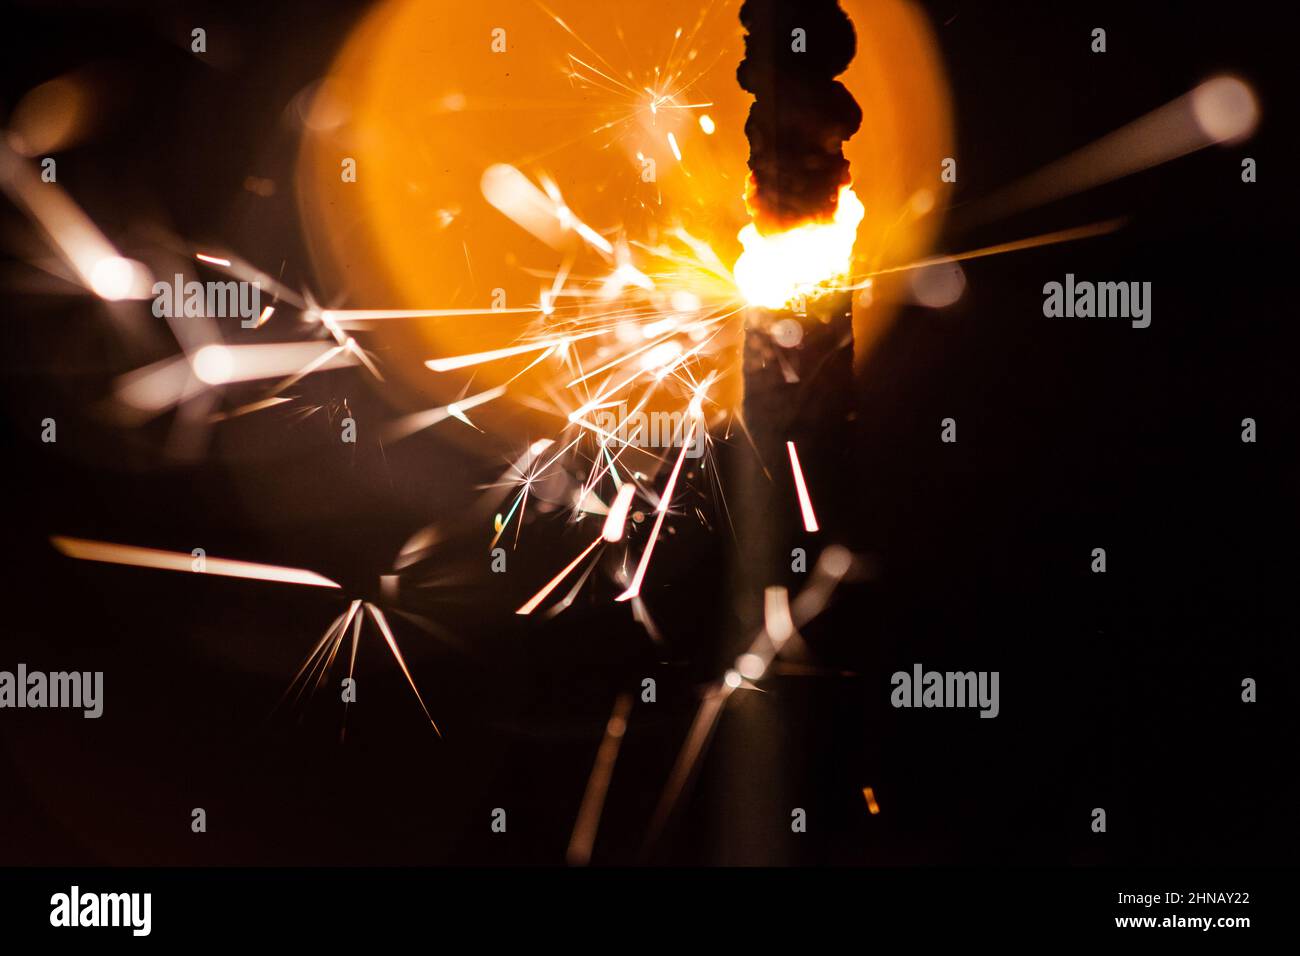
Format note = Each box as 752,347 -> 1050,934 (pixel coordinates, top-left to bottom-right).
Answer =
733,184 -> 865,308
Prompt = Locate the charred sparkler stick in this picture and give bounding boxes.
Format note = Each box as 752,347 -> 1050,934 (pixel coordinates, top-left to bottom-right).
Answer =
739,292 -> 855,594
737,0 -> 862,233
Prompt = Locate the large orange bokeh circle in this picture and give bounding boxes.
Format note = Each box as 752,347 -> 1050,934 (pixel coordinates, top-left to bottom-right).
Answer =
296,0 -> 952,432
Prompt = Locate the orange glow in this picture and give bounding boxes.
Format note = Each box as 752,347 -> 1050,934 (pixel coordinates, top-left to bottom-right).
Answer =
296,0 -> 953,422
862,786 -> 881,814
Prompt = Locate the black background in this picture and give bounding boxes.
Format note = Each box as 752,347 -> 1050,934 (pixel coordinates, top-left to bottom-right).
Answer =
1,0 -> 1296,872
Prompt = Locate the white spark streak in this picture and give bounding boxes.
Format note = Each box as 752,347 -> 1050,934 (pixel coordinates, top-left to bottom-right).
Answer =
366,603 -> 441,736
51,536 -> 341,588
615,421 -> 695,602
601,484 -> 637,542
425,328 -> 608,373
516,535 -> 604,616
383,385 -> 507,441
786,441 -> 819,533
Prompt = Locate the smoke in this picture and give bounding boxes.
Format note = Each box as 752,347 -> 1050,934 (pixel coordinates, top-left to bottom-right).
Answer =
737,0 -> 862,233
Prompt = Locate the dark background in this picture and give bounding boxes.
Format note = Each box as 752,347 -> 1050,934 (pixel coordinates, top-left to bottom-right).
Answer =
0,0 -> 1296,867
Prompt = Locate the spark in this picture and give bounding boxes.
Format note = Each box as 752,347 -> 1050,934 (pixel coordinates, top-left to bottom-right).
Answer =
601,483 -> 638,542
0,137 -> 153,300
786,441 -> 819,533
177,247 -> 304,309
516,535 -> 604,615
280,599 -> 440,738
5,7 -> 1271,860
341,603 -> 364,741
861,219 -> 1127,280
322,306 -> 536,328
262,343 -> 357,395
384,385 -> 508,441
615,417 -> 697,602
193,342 -> 356,386
283,602 -> 358,712
567,692 -> 633,866
643,685 -> 729,850
192,344 -> 235,385
482,163 -> 613,254
962,76 -> 1258,229
367,603 -> 441,736
640,340 -> 683,373
487,437 -> 579,548
50,536 -> 341,588
88,256 -> 145,300
209,395 -> 293,422
425,328 -> 607,373
862,787 -> 881,815
735,653 -> 765,680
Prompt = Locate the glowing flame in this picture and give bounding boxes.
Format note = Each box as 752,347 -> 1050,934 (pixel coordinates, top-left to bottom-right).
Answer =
733,185 -> 865,309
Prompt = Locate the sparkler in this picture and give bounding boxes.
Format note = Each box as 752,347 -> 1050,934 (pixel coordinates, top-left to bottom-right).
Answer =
5,0 -> 1262,864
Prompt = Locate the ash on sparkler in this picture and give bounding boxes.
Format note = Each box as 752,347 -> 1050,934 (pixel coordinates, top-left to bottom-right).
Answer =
738,0 -> 863,232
